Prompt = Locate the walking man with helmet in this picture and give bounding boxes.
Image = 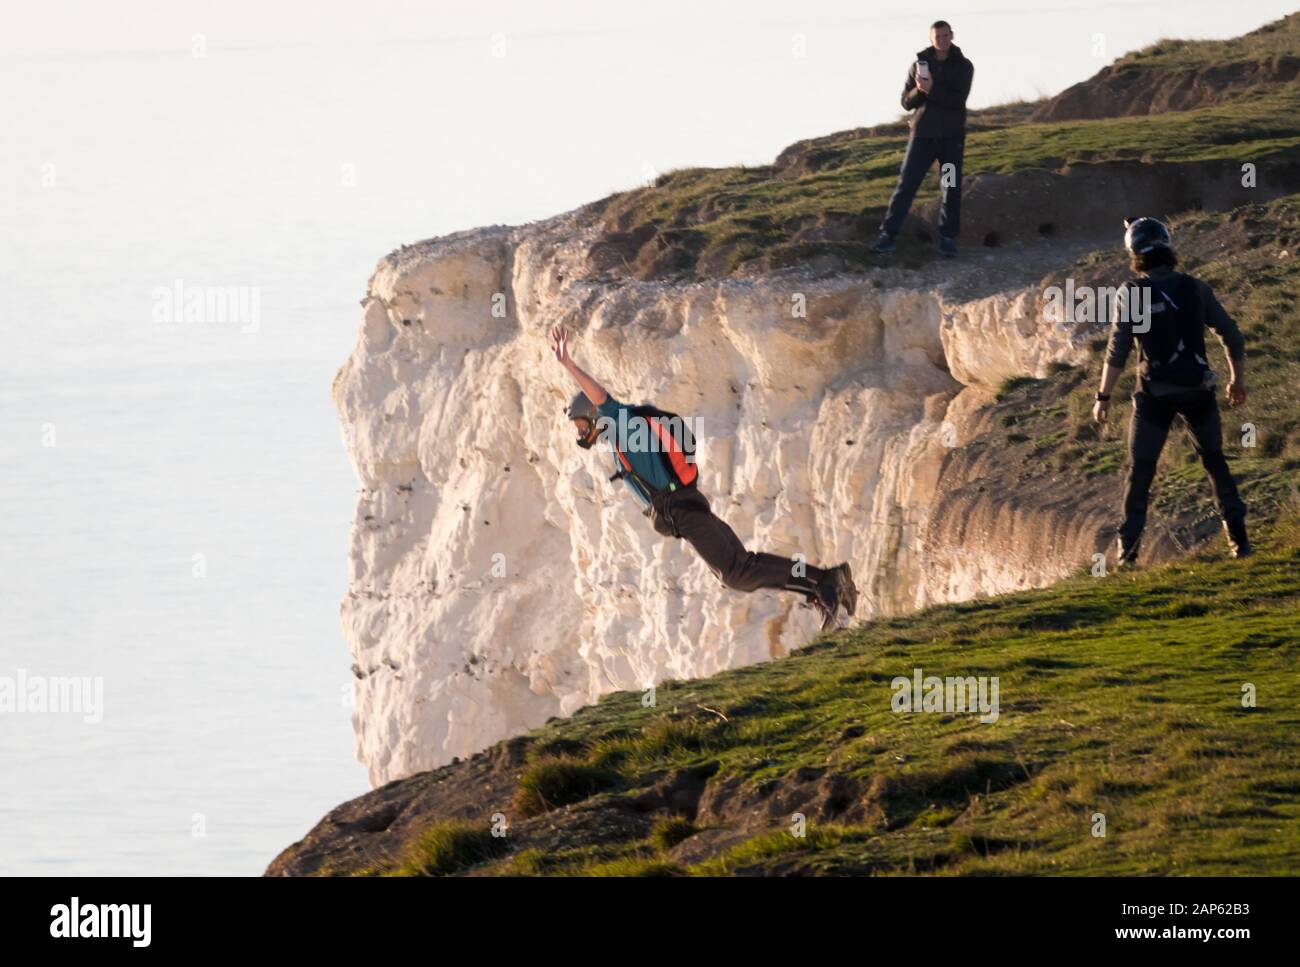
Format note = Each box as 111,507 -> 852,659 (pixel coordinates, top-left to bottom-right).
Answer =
1093,217 -> 1251,566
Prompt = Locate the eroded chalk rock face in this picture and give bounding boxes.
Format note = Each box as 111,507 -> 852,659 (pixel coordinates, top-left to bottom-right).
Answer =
333,214 -> 1100,786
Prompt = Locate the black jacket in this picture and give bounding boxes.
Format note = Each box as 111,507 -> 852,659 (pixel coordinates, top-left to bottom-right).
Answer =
1105,266 -> 1245,391
900,45 -> 974,139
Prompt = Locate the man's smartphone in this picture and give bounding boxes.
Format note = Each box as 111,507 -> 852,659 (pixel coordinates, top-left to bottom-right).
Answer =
916,60 -> 930,82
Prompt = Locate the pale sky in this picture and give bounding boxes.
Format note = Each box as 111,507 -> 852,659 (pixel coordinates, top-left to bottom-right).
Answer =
6,1 -> 1295,234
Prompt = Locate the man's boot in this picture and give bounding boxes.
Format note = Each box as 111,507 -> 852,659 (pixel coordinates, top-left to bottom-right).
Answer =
811,580 -> 840,632
1115,536 -> 1140,569
834,563 -> 858,619
1223,518 -> 1252,559
811,563 -> 857,632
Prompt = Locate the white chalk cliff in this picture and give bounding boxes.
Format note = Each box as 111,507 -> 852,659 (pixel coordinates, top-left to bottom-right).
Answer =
332,211 -> 1105,787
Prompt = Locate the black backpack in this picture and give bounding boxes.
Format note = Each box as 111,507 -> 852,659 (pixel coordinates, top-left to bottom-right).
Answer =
1124,273 -> 1210,387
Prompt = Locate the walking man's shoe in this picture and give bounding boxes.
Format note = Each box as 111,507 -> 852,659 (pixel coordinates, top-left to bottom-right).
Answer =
1116,537 -> 1140,569
938,236 -> 957,258
1223,519 -> 1252,559
871,231 -> 897,255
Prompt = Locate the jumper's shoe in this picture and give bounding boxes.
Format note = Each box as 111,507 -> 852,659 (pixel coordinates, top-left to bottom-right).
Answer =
804,592 -> 831,630
811,586 -> 839,632
1223,518 -> 1253,559
833,562 -> 858,620
870,232 -> 897,255
1115,537 -> 1140,570
812,564 -> 857,632
938,236 -> 958,258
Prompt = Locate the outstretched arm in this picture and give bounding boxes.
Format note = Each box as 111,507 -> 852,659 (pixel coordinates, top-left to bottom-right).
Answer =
549,325 -> 609,406
1202,285 -> 1247,407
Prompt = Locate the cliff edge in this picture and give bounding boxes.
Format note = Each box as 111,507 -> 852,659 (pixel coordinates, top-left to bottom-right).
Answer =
328,15 -> 1300,791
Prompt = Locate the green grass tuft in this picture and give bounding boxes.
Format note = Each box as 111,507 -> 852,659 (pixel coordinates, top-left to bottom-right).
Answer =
389,822 -> 509,877
650,816 -> 698,851
512,756 -> 625,818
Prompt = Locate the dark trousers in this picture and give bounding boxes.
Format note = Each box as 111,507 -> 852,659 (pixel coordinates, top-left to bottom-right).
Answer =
656,488 -> 826,597
880,135 -> 964,238
1119,389 -> 1247,548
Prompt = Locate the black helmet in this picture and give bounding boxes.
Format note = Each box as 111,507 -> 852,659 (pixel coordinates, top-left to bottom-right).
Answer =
1123,216 -> 1172,256
566,391 -> 601,449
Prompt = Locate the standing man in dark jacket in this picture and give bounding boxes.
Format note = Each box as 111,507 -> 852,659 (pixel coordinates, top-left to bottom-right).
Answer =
872,20 -> 974,258
1093,217 -> 1251,565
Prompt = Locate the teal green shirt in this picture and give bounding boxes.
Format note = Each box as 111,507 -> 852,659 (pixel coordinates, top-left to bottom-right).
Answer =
596,396 -> 673,508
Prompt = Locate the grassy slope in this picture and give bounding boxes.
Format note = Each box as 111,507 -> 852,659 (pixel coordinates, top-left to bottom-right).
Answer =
601,88 -> 1299,277
374,525 -> 1299,876
1110,13 -> 1300,69
594,14 -> 1300,278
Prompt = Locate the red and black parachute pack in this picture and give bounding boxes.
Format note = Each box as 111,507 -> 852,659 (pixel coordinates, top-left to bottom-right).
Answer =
607,404 -> 698,496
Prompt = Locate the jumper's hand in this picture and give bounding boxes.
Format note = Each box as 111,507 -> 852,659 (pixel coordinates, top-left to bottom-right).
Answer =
549,324 -> 571,365
1227,379 -> 1246,407
916,75 -> 933,94
1092,400 -> 1109,424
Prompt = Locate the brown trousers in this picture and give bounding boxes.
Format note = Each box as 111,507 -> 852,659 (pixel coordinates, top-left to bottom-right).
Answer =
653,487 -> 826,596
